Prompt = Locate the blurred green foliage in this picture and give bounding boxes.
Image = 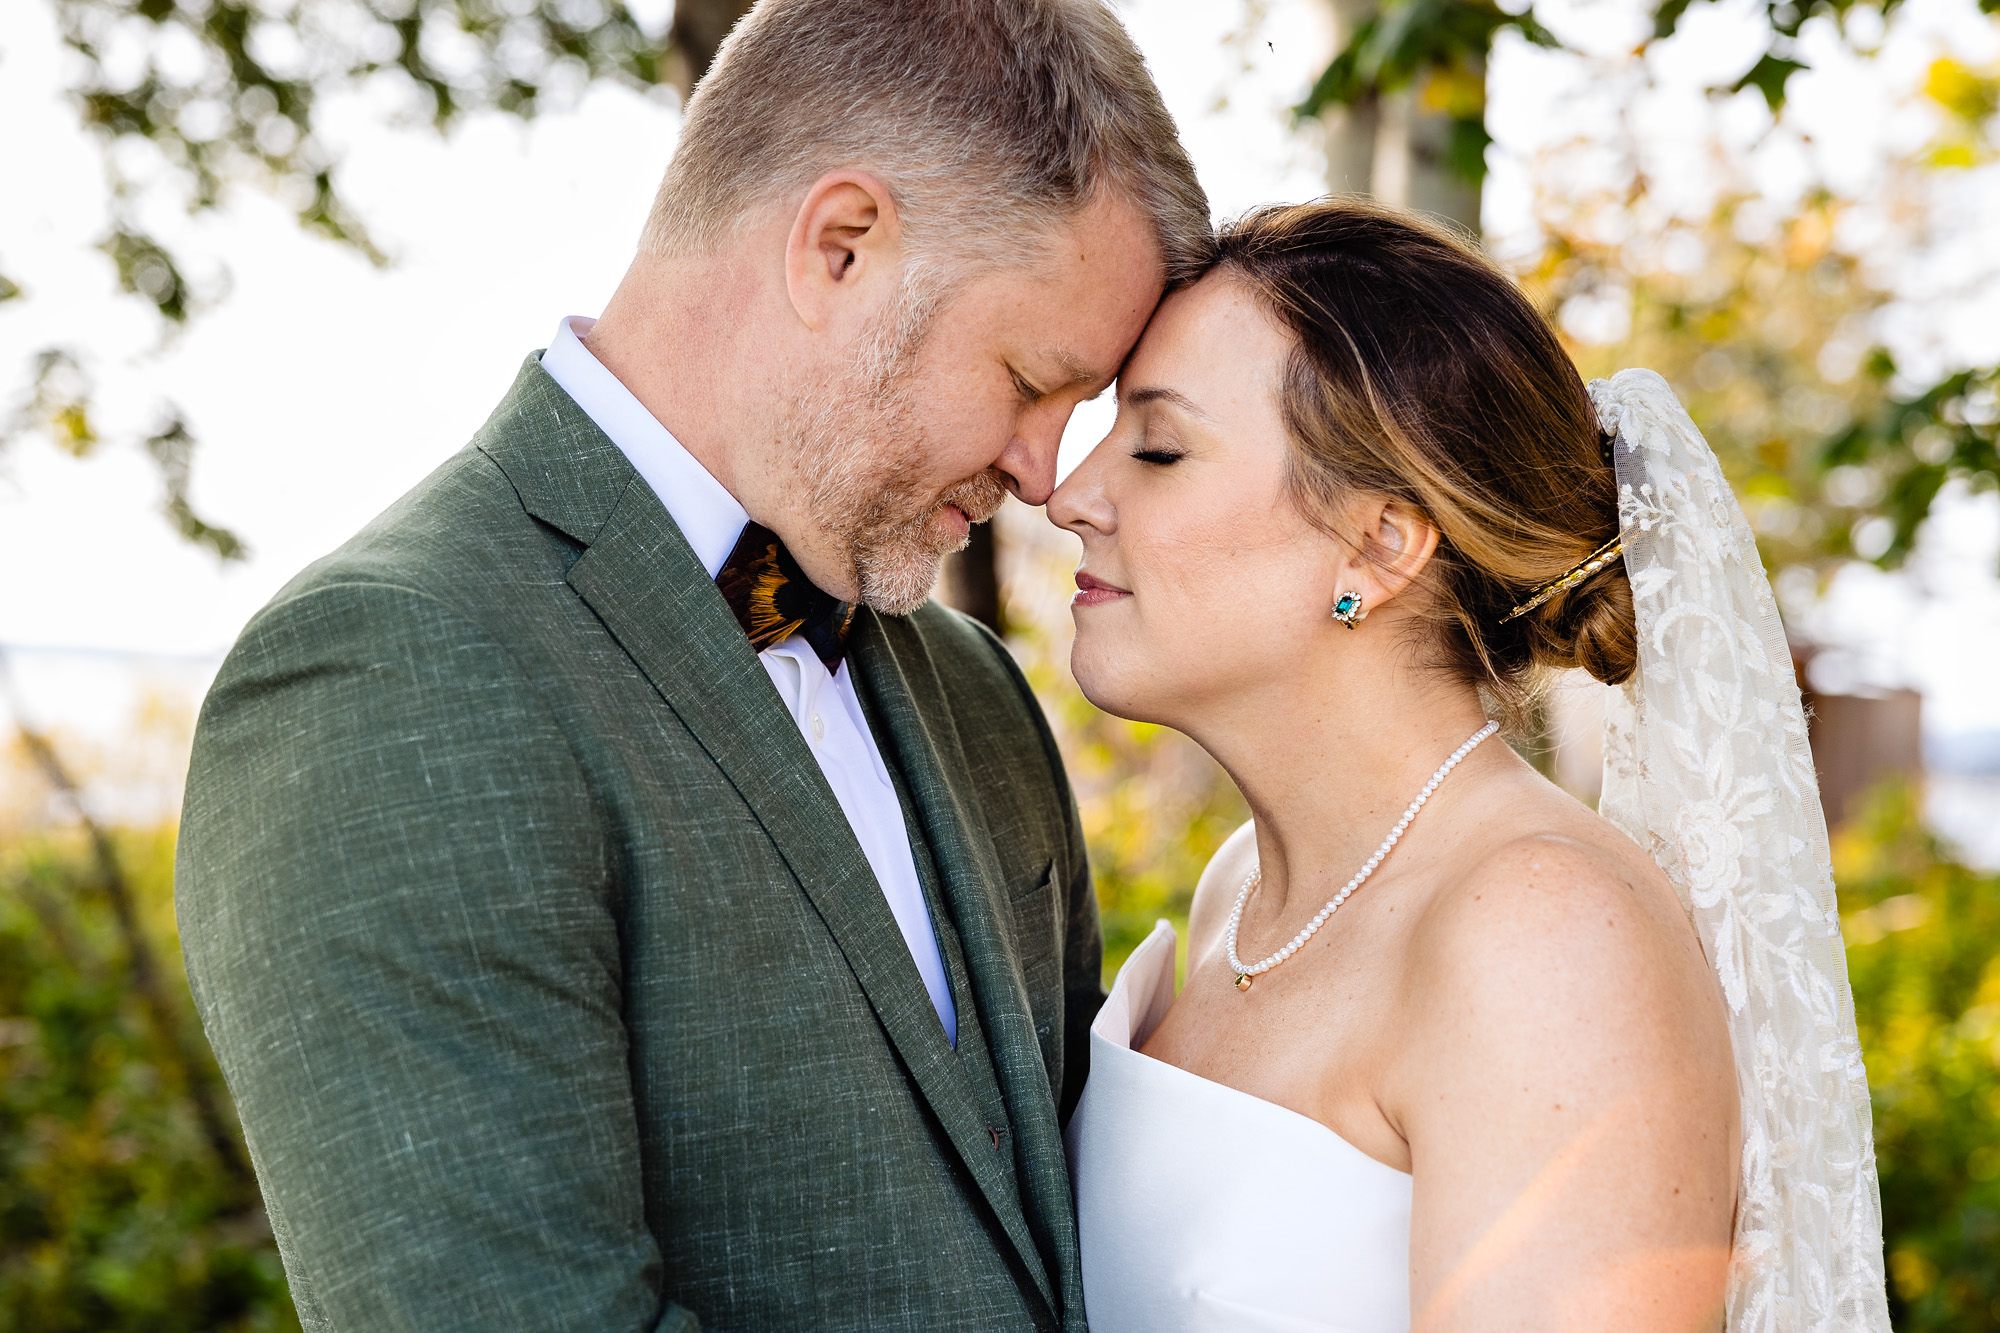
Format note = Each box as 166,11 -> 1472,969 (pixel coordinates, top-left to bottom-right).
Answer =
1531,47 -> 2000,579
1296,0 -> 1557,190
1048,696 -> 1247,986
0,823 -> 296,1332
1822,361 -> 2000,571
1837,780 -> 2000,1330
1541,196 -> 1896,573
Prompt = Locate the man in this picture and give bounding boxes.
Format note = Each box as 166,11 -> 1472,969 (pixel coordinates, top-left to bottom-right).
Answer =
174,0 -> 1209,1328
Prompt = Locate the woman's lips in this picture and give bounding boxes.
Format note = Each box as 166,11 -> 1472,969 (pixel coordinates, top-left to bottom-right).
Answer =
1072,569 -> 1131,608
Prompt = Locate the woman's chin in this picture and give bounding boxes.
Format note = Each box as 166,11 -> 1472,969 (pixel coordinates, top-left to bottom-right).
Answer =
1068,643 -> 1159,725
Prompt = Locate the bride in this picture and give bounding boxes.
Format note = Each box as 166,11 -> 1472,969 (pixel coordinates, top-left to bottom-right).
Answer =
1048,201 -> 1890,1331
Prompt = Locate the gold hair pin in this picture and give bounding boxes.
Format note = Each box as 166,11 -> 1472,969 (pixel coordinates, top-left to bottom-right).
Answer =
1500,535 -> 1624,624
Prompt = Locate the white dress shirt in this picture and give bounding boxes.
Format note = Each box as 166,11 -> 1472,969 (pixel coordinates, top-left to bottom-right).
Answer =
541,316 -> 957,1044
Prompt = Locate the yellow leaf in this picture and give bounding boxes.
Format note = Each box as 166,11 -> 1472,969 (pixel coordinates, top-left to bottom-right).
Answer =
1924,140 -> 1983,169
1925,57 -> 1998,122
1783,210 -> 1832,266
1889,1246 -> 1938,1300
1419,64 -> 1485,119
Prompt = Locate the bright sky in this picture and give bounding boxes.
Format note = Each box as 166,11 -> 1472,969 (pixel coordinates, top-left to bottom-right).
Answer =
3,0 -> 1998,738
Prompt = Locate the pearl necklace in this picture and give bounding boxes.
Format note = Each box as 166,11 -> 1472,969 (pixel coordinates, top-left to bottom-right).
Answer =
1225,720 -> 1500,992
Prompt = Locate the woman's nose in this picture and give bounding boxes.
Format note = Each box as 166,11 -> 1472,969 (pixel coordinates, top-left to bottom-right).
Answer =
1047,456 -> 1113,537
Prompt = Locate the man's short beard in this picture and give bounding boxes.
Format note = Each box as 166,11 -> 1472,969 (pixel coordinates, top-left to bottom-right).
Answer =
781,277 -> 1010,617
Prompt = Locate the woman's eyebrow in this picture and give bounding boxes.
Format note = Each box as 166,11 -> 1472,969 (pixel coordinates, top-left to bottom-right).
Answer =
1123,385 -> 1213,421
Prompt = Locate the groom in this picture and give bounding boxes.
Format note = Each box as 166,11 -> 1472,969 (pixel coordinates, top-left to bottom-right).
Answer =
175,0 -> 1208,1329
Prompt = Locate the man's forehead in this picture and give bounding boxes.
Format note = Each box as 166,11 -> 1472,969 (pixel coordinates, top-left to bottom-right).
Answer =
972,237 -> 1162,386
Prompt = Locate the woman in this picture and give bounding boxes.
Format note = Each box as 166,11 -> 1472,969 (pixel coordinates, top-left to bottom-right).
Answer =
1052,201 -> 1889,1331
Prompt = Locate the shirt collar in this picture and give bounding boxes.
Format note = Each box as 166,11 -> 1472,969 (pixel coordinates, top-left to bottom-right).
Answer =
539,315 -> 748,578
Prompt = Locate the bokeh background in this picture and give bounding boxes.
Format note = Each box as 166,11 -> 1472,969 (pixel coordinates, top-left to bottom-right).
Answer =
3,0 -> 1999,1326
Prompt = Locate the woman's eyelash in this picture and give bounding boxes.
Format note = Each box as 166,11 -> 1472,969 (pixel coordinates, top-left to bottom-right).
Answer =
1130,446 -> 1184,466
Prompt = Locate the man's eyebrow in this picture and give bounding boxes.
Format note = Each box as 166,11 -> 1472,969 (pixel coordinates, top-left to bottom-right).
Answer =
1124,385 -> 1213,421
1046,346 -> 1108,388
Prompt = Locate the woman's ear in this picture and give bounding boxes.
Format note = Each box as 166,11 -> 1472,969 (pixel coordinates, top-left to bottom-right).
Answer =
1338,498 -> 1439,611
784,171 -> 902,334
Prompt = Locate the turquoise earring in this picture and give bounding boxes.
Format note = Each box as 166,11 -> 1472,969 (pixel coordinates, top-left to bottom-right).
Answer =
1331,591 -> 1365,629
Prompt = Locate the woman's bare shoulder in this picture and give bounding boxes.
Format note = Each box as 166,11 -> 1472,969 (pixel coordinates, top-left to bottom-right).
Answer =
1411,828 -> 1706,1023
1393,821 -> 1738,1325
1397,822 -> 1731,1120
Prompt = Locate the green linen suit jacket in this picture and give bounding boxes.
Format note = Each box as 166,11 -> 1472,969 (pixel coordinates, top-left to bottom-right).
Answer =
175,356 -> 1105,1332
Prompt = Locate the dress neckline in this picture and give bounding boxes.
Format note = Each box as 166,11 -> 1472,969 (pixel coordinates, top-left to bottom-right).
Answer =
1102,921 -> 1414,1182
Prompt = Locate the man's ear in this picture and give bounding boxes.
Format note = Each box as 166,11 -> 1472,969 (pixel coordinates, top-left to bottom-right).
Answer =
784,171 -> 901,333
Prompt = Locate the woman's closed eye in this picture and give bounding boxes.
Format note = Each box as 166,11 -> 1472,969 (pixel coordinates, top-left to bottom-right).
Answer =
1129,440 -> 1186,466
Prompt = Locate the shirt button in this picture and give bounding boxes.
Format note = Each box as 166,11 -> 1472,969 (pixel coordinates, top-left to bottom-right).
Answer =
810,713 -> 825,741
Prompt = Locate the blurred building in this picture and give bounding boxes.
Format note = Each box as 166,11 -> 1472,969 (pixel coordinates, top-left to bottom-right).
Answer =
1794,646 -> 1925,831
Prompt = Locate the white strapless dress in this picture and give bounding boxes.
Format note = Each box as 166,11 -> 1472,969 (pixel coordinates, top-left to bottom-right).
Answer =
1067,921 -> 1414,1333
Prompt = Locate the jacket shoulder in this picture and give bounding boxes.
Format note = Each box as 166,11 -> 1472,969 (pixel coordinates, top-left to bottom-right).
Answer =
901,602 -> 1046,715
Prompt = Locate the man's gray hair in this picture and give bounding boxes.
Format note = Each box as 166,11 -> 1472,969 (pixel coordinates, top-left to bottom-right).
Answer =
640,0 -> 1213,287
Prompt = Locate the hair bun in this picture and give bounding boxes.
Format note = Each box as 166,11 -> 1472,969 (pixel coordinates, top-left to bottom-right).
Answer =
1527,564 -> 1637,686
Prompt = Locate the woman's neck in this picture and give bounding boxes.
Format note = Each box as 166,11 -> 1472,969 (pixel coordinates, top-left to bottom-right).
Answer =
1187,647 -> 1499,919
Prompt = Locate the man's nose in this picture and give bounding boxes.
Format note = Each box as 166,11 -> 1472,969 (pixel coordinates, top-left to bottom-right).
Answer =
996,416 -> 1065,508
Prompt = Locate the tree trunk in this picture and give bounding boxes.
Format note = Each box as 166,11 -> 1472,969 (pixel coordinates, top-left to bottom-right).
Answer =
943,546 -> 1005,633
1319,0 -> 1381,197
1371,79 -> 1482,231
943,519 -> 1005,635
1314,0 -> 1483,235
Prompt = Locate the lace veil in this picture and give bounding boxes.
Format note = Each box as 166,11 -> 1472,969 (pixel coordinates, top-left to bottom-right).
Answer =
1590,370 -> 1890,1330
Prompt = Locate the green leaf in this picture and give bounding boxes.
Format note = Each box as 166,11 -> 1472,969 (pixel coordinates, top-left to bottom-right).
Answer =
142,413 -> 247,562
1651,0 -> 1696,41
36,0 -> 710,563
1880,462 -> 1947,565
1814,363 -> 1999,570
96,228 -> 192,326
8,348 -> 98,457
1297,31 -> 1374,118
1444,114 -> 1494,186
1296,0 -> 1528,118
1731,52 -> 1809,112
1511,11 -> 1563,48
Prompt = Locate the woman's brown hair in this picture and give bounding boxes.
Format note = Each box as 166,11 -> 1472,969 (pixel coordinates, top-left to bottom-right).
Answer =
1212,198 -> 1637,730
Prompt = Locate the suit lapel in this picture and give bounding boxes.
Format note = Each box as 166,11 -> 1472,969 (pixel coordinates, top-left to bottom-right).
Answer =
852,613 -> 1083,1324
477,359 -> 1055,1310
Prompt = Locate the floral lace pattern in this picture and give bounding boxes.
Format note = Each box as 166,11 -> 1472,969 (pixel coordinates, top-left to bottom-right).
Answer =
1593,370 -> 1890,1332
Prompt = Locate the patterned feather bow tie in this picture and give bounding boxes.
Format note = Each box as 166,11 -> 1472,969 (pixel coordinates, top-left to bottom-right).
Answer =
715,522 -> 857,671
